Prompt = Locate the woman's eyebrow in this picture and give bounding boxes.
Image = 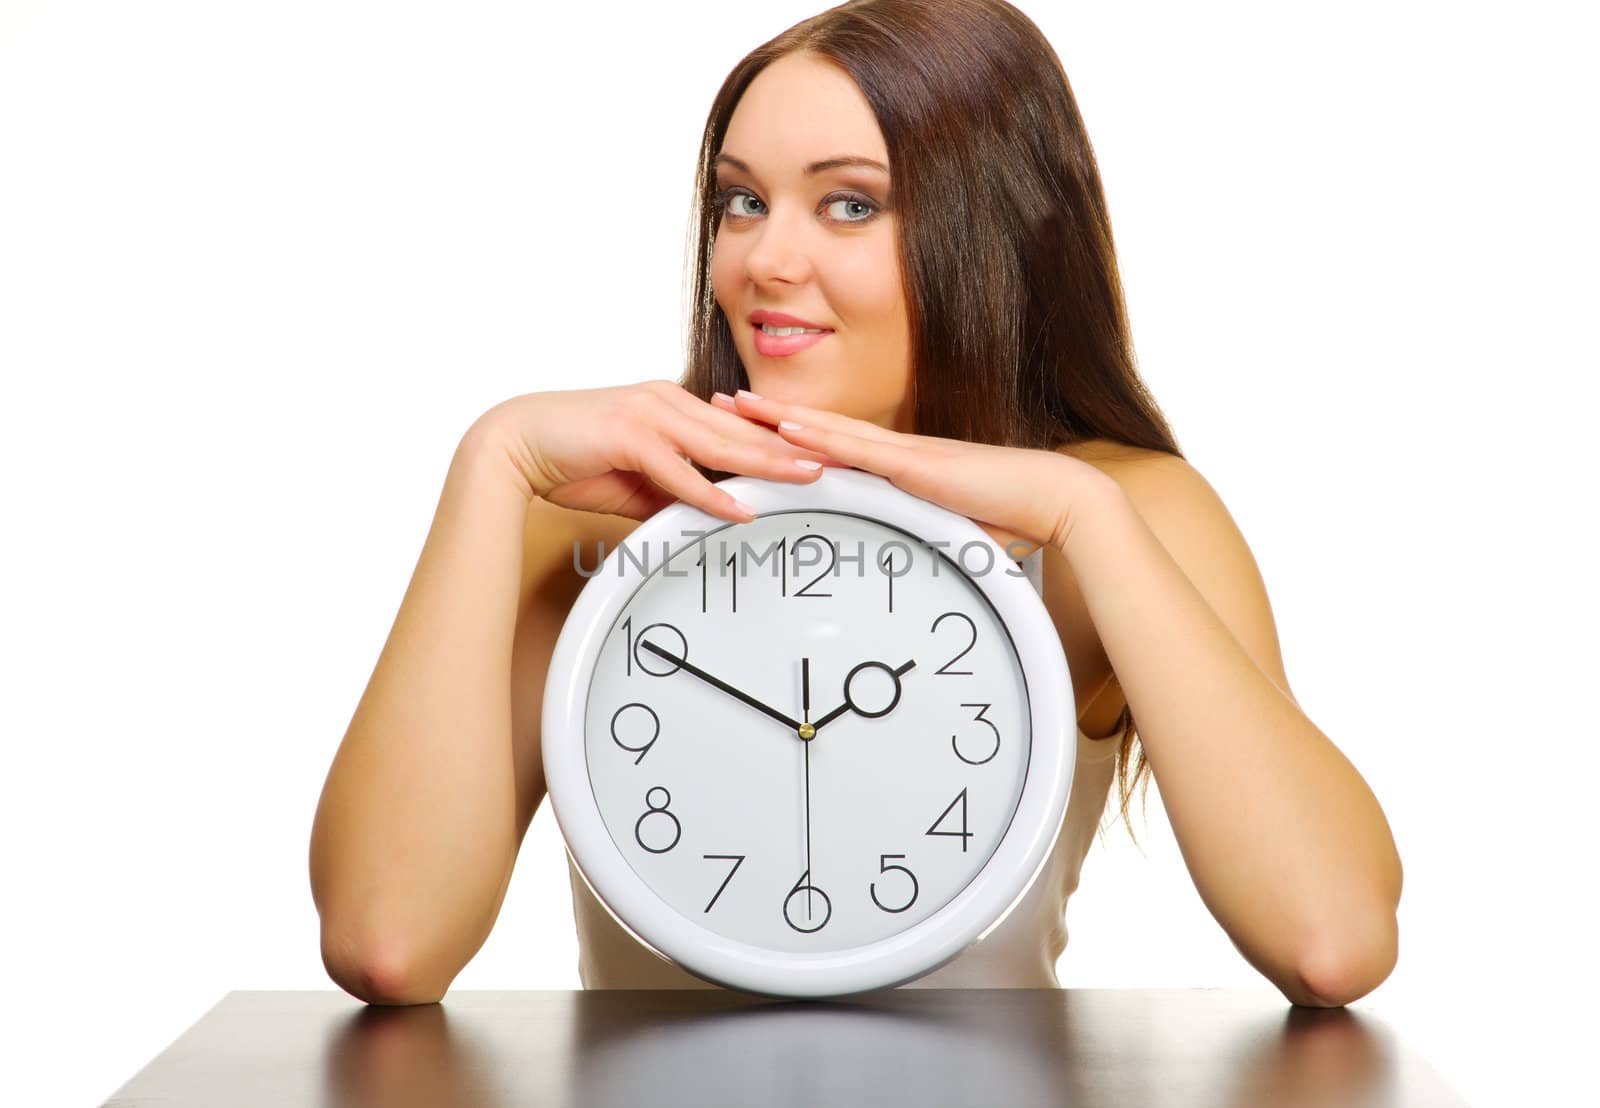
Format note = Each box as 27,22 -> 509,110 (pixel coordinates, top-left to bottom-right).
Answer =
714,152 -> 890,177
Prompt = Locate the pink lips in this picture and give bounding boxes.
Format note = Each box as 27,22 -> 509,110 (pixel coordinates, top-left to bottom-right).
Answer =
752,323 -> 833,357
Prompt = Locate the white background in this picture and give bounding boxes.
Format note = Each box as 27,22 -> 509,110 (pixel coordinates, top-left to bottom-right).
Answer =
1,1 -> 1593,1105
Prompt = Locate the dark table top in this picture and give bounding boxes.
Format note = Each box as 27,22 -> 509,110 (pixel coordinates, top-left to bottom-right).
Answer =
102,988 -> 1467,1107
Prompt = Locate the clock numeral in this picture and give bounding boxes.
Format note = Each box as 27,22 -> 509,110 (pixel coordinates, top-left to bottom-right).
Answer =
610,702 -> 661,765
702,853 -> 745,913
694,548 -> 741,613
930,611 -> 977,675
634,786 -> 682,854
631,621 -> 687,677
952,702 -> 1001,766
791,535 -> 835,598
869,853 -> 920,914
783,869 -> 833,933
881,549 -> 897,613
926,787 -> 973,853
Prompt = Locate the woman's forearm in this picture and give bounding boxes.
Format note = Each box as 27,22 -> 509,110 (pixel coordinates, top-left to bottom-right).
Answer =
308,421 -> 531,1004
1060,481 -> 1402,1006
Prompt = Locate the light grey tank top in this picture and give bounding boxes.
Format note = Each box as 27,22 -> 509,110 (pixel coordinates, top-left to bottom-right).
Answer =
564,547 -> 1120,989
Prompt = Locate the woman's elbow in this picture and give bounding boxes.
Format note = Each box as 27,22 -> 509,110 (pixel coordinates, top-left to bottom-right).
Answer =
321,927 -> 447,1006
1293,913 -> 1400,1008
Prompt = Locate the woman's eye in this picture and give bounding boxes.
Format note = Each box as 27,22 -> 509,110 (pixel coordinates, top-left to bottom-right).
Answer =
727,192 -> 764,218
824,196 -> 878,223
713,187 -> 878,225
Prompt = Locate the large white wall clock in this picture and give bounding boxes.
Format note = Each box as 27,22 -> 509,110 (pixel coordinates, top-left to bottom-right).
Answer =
541,467 -> 1076,997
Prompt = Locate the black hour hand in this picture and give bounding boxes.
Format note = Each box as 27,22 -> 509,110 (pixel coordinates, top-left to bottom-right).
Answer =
811,658 -> 917,735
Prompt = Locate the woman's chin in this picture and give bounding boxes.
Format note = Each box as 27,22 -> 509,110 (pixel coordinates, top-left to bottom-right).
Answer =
747,380 -> 816,406
741,377 -> 871,422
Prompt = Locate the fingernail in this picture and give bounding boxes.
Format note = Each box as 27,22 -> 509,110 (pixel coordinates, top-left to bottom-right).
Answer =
733,499 -> 759,517
779,420 -> 804,431
793,458 -> 822,471
736,388 -> 762,400
712,391 -> 731,402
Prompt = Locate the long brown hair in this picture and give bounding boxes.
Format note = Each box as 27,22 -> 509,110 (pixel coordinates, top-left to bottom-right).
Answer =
678,0 -> 1180,845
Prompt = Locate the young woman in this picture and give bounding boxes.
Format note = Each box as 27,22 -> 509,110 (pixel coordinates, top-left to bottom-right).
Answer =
309,0 -> 1402,1008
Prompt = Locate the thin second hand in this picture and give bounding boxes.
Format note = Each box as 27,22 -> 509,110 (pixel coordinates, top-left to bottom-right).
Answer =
803,656 -> 812,922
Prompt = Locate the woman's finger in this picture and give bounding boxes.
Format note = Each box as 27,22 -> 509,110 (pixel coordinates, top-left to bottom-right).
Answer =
631,435 -> 763,522
652,397 -> 844,489
727,389 -> 907,447
709,392 -> 852,466
651,384 -> 842,467
639,391 -> 855,521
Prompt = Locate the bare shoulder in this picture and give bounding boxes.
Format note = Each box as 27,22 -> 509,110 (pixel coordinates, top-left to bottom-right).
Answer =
1053,437 -> 1226,526
1052,436 -> 1299,712
1053,437 -> 1177,482
1049,438 -> 1248,739
1054,437 -> 1249,540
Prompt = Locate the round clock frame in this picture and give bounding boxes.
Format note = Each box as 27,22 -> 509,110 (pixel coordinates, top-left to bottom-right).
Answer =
541,467 -> 1076,997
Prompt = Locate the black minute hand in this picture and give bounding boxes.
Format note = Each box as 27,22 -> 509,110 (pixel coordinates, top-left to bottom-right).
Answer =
640,640 -> 804,733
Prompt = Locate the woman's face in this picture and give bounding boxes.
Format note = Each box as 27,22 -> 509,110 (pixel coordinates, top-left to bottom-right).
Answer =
711,52 -> 912,432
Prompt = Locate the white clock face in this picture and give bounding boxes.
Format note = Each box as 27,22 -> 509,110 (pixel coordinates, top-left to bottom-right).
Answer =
582,509 -> 1033,954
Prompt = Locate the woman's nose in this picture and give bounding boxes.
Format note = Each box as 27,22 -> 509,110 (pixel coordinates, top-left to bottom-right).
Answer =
743,211 -> 815,284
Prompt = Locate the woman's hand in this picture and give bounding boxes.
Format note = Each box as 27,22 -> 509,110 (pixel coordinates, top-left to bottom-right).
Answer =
477,380 -> 843,522
712,389 -> 1114,555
